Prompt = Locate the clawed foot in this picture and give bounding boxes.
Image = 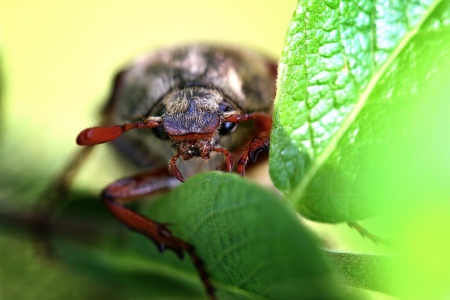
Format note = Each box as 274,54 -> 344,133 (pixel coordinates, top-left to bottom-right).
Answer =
347,221 -> 390,245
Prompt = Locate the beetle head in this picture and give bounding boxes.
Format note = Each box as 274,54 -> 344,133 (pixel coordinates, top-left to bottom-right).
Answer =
76,86 -> 239,182
152,87 -> 236,160
155,87 -> 223,160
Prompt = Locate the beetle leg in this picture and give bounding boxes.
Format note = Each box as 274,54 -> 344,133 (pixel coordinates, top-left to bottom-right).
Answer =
32,146 -> 95,257
168,152 -> 185,182
101,169 -> 216,299
212,147 -> 234,172
36,146 -> 94,214
237,131 -> 271,176
347,221 -> 390,245
102,170 -> 182,255
223,112 -> 272,175
223,112 -> 272,130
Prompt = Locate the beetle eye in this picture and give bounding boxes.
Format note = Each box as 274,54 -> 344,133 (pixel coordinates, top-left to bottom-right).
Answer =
219,101 -> 238,135
152,126 -> 170,140
219,121 -> 237,135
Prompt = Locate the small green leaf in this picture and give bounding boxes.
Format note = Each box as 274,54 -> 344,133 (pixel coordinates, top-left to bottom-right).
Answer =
58,173 -> 346,300
270,0 -> 448,222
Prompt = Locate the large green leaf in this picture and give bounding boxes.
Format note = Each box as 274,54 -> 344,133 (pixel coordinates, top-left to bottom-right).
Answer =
269,0 -> 449,222
56,172 -> 346,300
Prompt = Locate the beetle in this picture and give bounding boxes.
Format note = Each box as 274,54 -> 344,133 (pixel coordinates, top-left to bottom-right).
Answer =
75,44 -> 277,299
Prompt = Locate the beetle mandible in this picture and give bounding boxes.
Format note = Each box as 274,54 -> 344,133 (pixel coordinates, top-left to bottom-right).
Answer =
76,44 -> 277,299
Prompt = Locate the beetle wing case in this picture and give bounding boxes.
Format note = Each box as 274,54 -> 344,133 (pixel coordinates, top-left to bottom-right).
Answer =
103,44 -> 276,177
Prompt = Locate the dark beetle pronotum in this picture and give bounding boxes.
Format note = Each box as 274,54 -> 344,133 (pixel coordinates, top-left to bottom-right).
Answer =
76,44 -> 277,299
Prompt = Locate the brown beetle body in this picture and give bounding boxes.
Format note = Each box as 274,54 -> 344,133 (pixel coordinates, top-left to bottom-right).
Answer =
76,44 -> 277,299
103,45 -> 276,177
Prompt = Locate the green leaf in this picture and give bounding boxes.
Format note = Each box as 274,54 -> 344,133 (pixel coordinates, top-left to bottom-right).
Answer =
326,251 -> 397,296
269,0 -> 448,222
57,173 -> 346,300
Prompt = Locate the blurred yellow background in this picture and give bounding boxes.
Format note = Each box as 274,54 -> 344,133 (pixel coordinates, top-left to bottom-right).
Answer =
0,0 -> 296,187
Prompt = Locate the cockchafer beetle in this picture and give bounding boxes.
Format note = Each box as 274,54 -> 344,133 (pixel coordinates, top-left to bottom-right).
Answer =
74,44 -> 277,299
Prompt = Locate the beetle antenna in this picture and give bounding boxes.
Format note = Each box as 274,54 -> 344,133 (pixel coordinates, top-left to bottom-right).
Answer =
76,117 -> 162,146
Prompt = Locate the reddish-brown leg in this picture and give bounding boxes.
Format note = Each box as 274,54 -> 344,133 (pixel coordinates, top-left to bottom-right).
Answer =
236,131 -> 271,175
223,112 -> 272,176
101,168 -> 216,299
168,153 -> 185,182
212,147 -> 234,172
